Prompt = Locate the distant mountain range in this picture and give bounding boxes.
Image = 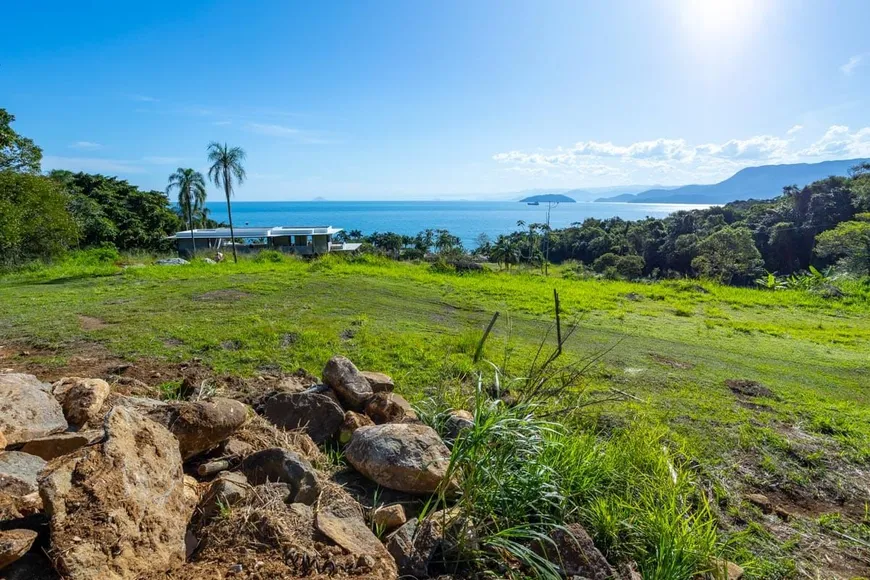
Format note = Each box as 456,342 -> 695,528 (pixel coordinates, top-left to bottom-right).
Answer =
595,158 -> 870,204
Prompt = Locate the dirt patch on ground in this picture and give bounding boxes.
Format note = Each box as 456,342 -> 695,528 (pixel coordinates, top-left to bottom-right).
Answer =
193,289 -> 251,302
648,353 -> 694,369
0,340 -> 315,404
726,378 -> 775,399
78,315 -> 108,330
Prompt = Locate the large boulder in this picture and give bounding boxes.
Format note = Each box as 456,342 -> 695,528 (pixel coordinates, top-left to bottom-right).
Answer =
0,373 -> 67,446
39,407 -> 193,580
52,378 -> 110,428
0,529 -> 38,571
146,398 -> 248,461
345,423 -> 454,494
322,356 -> 372,411
364,392 -> 417,424
240,448 -> 321,505
262,392 -> 344,444
0,452 -> 47,497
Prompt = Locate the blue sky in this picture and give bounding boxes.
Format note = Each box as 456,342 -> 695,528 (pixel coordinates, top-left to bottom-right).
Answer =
2,0 -> 869,200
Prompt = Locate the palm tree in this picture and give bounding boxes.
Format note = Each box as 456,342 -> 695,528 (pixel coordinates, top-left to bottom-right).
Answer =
207,142 -> 246,263
166,168 -> 207,255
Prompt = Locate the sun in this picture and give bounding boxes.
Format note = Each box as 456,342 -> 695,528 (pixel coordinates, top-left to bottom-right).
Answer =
677,0 -> 766,53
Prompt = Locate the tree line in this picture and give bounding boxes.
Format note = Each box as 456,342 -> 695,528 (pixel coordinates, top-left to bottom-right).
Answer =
337,166 -> 870,284
3,106 -> 869,284
0,108 -> 250,266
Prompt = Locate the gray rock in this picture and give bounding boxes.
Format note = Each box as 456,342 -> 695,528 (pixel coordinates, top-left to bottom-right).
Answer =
360,371 -> 394,393
156,258 -> 188,265
322,356 -> 372,411
39,407 -> 193,580
20,432 -> 99,461
345,423 -> 455,494
384,518 -> 443,578
0,373 -> 67,446
444,409 -> 474,440
535,523 -> 616,580
0,529 -> 38,571
0,452 -> 47,497
146,398 -> 248,461
240,448 -> 321,505
262,392 -> 344,444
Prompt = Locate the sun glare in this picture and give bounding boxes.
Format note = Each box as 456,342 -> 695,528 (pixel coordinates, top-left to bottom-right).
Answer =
678,0 -> 765,54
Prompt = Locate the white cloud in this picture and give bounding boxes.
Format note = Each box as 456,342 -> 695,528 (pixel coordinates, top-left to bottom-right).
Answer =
840,54 -> 867,75
800,125 -> 870,157
492,124 -> 870,183
696,135 -> 789,160
69,141 -> 102,151
212,120 -> 232,126
129,94 -> 159,102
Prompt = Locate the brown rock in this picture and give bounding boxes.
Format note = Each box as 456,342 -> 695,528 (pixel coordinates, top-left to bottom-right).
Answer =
372,504 -> 406,532
20,432 -> 100,461
322,356 -> 373,411
0,529 -> 38,571
197,472 -> 249,522
220,438 -> 253,459
39,407 -> 192,580
535,523 -> 616,579
146,398 -> 249,460
345,423 -> 454,494
339,411 -> 374,445
745,493 -> 772,513
364,393 -> 417,424
0,431 -> 6,451
53,378 -> 110,428
711,558 -> 744,579
360,371 -> 394,393
0,491 -> 42,520
0,452 -> 47,497
262,391 -> 344,444
0,373 -> 67,446
315,501 -> 397,578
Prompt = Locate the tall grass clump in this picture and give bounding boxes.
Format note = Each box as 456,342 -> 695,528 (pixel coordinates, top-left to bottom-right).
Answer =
417,319 -> 723,579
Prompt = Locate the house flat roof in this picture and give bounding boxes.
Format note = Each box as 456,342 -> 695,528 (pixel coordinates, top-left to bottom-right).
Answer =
168,226 -> 343,239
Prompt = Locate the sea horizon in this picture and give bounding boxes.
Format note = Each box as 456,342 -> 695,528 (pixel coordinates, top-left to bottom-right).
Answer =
203,200 -> 712,248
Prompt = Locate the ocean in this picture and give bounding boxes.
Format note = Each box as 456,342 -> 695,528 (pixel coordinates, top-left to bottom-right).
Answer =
203,201 -> 711,248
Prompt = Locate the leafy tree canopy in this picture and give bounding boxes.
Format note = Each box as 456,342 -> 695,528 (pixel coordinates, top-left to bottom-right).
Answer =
0,108 -> 43,173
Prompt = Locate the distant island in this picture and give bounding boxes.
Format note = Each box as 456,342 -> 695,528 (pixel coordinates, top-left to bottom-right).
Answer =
595,158 -> 870,204
519,194 -> 576,203
311,196 -> 328,201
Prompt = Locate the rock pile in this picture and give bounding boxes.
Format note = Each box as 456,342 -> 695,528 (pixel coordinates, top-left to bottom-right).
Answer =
0,355 -> 468,579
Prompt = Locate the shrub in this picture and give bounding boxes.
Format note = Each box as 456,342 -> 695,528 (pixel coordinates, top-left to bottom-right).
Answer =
615,254 -> 645,279
253,249 -> 285,263
592,252 -> 619,273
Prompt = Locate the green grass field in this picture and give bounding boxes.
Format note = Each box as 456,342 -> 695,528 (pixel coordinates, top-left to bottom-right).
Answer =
2,252 -> 869,578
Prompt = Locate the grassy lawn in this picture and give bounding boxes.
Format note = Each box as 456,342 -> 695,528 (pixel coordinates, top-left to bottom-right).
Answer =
2,253 -> 869,578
